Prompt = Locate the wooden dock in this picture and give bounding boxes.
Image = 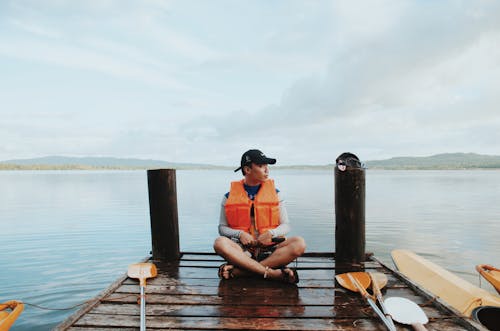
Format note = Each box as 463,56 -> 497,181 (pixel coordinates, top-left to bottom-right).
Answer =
55,252 -> 485,330
55,167 -> 486,330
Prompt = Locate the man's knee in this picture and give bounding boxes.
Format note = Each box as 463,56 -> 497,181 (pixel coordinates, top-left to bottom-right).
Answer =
290,236 -> 306,257
213,236 -> 226,251
213,236 -> 234,254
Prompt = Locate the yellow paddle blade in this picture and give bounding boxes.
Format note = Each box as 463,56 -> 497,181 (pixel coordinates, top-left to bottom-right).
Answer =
0,300 -> 24,331
127,263 -> 157,286
370,272 -> 388,290
336,272 -> 371,292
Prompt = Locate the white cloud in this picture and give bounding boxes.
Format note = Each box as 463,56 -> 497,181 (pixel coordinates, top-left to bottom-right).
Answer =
186,2 -> 500,153
1,0 -> 499,163
8,18 -> 62,38
0,37 -> 191,91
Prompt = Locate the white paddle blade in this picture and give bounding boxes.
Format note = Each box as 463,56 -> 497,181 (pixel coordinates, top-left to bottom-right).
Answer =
385,297 -> 428,325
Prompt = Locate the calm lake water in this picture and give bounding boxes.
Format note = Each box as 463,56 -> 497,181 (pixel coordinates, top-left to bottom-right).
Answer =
1,169 -> 499,330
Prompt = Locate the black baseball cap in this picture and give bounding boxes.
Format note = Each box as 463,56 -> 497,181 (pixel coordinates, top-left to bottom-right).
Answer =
234,149 -> 277,172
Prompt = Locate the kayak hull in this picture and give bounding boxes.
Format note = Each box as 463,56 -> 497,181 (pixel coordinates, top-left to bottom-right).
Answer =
476,264 -> 500,295
0,301 -> 24,331
391,249 -> 500,317
472,306 -> 500,331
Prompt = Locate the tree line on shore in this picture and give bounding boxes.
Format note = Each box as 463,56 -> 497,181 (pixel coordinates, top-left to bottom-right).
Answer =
1,153 -> 499,170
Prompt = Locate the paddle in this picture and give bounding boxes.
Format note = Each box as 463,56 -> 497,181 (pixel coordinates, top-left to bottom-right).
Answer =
336,272 -> 396,331
369,272 -> 388,289
369,272 -> 396,330
336,272 -> 388,296
0,300 -> 24,331
385,296 -> 429,331
127,263 -> 158,331
336,271 -> 371,292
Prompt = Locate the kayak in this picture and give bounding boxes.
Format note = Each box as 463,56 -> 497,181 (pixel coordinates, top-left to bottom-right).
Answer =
476,264 -> 500,295
391,249 -> 500,317
0,301 -> 24,331
471,306 -> 500,331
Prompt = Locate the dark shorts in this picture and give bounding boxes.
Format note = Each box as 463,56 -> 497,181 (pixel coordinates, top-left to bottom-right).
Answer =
242,245 -> 277,261
231,238 -> 279,261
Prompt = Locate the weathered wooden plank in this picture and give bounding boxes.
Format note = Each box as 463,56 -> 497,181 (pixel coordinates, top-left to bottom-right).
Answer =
103,287 -> 427,306
157,260 -> 382,269
123,273 -> 402,288
143,267 -> 387,281
74,314 -> 389,330
124,277 -> 340,288
118,283 -> 332,295
89,302 -> 451,319
74,314 -> 472,330
180,252 -> 338,259
174,261 -> 383,270
114,283 -> 419,300
89,303 -> 342,318
179,254 -> 335,262
176,260 -> 340,269
104,292 -> 331,306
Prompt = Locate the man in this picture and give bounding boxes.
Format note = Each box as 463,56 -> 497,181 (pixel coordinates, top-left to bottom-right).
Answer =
213,149 -> 306,283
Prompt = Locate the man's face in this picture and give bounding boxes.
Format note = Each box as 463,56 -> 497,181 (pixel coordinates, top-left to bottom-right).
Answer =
245,163 -> 269,182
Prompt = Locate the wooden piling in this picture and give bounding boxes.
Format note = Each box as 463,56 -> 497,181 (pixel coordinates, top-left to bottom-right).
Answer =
334,153 -> 365,265
147,169 -> 180,261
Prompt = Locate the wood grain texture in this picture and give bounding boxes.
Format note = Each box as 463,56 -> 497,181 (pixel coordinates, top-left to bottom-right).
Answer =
56,253 -> 481,331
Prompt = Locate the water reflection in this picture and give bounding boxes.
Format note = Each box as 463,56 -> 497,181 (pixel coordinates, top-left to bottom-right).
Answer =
217,278 -> 304,322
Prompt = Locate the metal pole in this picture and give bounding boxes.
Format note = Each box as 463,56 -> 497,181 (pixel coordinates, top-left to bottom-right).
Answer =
140,285 -> 146,331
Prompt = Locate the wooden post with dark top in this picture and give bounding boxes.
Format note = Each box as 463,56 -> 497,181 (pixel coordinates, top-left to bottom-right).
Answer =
335,153 -> 365,265
147,169 -> 180,261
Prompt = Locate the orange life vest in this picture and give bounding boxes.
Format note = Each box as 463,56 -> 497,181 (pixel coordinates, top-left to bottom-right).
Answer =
224,179 -> 280,237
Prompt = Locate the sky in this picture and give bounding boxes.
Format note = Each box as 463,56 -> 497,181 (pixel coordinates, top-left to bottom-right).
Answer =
1,0 -> 499,166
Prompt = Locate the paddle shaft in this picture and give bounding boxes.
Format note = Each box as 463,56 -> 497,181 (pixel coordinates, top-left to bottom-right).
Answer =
367,298 -> 395,331
375,291 -> 396,330
127,263 -> 157,331
411,323 -> 428,331
370,273 -> 396,330
347,274 -> 396,331
140,285 -> 146,331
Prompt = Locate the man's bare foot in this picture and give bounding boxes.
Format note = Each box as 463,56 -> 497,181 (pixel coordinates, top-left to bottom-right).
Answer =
280,267 -> 299,284
218,263 -> 234,279
266,267 -> 299,284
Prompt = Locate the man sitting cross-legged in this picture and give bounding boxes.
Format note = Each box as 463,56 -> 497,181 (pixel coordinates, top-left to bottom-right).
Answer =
213,149 -> 306,284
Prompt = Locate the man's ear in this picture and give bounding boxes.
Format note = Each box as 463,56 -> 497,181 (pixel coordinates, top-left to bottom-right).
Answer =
243,164 -> 251,175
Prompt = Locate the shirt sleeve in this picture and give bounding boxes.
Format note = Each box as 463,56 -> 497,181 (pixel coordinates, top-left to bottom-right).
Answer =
218,195 -> 242,238
268,192 -> 291,237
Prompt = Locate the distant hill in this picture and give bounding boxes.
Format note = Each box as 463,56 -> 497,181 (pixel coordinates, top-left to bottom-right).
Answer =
365,153 -> 500,169
0,156 -> 220,170
1,153 -> 499,170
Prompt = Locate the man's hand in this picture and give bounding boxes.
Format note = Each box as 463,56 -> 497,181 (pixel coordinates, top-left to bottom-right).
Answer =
239,231 -> 255,247
257,231 -> 273,246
